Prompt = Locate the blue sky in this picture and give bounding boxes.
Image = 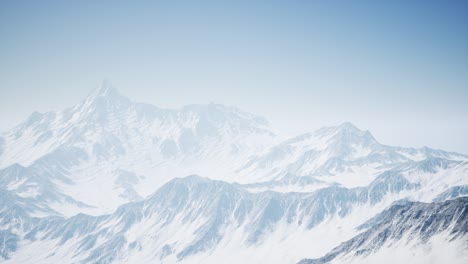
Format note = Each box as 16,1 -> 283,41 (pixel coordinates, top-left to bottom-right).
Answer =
0,0 -> 467,152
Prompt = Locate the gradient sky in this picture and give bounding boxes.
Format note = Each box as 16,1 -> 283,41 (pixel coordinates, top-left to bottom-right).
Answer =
1,0 -> 467,153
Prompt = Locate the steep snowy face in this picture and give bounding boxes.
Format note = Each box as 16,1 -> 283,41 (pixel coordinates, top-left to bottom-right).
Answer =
298,197 -> 468,264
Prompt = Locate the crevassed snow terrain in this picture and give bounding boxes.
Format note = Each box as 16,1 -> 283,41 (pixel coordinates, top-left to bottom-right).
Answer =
0,82 -> 466,263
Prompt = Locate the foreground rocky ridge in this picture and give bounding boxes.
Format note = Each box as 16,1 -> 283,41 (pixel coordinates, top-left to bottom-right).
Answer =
299,197 -> 468,264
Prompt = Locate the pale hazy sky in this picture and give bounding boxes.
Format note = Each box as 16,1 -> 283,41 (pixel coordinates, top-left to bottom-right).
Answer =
1,0 -> 467,153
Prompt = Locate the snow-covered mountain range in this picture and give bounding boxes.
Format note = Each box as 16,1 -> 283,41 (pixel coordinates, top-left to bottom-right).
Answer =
0,82 -> 467,263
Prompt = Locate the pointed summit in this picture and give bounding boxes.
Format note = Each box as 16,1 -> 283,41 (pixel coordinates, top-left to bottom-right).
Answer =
83,80 -> 129,104
316,122 -> 367,135
336,122 -> 359,131
335,122 -> 376,140
315,122 -> 359,136
91,80 -> 120,98
314,122 -> 378,146
80,80 -> 131,113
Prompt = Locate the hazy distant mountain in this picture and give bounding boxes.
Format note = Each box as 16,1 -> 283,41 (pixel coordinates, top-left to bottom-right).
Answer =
0,82 -> 276,169
238,122 -> 467,185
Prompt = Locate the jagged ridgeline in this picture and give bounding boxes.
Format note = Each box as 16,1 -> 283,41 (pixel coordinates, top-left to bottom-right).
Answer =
0,83 -> 467,263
